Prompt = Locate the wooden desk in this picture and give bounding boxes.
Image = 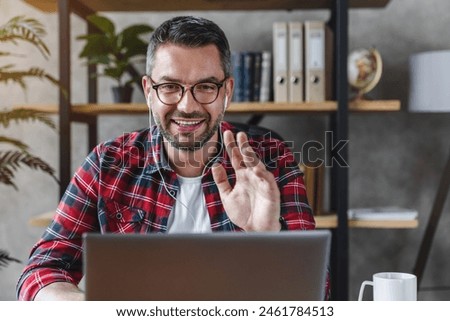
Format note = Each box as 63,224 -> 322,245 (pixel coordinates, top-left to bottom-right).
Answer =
29,212 -> 418,229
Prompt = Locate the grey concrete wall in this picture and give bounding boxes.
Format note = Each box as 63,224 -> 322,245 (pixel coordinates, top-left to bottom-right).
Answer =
0,0 -> 449,300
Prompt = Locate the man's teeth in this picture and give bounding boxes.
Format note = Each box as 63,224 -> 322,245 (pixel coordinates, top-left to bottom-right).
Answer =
175,120 -> 202,126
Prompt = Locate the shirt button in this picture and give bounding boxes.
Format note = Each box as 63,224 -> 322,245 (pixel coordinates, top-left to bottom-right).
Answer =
116,213 -> 123,220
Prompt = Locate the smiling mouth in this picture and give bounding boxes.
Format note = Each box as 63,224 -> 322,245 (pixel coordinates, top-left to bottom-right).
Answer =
171,119 -> 206,133
173,119 -> 204,127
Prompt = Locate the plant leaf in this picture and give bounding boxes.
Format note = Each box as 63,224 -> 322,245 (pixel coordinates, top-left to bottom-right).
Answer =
0,108 -> 56,130
86,14 -> 115,35
0,136 -> 29,151
119,25 -> 152,59
0,15 -> 50,58
0,250 -> 21,269
0,150 -> 59,189
0,66 -> 61,93
78,34 -> 113,58
0,165 -> 16,189
120,24 -> 153,47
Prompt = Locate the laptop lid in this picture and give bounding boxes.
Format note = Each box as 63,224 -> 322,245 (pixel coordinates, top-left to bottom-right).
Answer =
83,230 -> 331,301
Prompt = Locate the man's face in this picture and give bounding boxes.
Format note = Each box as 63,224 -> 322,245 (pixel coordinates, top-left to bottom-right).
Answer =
143,44 -> 233,151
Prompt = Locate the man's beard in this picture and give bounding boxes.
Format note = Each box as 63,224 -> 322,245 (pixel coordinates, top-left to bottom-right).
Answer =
154,110 -> 224,152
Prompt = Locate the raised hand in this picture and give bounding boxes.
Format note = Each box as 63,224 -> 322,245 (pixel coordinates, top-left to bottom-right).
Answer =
211,130 -> 281,231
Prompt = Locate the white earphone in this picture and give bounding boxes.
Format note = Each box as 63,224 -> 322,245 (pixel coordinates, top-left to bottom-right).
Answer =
224,95 -> 228,110
146,94 -> 153,129
146,94 -> 151,108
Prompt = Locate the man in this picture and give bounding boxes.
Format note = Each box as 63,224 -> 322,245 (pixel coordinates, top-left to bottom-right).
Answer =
17,16 -> 316,301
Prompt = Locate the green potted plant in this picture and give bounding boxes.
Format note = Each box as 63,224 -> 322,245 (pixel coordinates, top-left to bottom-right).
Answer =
0,15 -> 59,268
77,14 -> 154,103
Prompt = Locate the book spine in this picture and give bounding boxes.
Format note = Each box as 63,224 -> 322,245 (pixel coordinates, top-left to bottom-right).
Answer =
242,51 -> 255,102
259,51 -> 272,102
231,51 -> 244,102
252,52 -> 262,101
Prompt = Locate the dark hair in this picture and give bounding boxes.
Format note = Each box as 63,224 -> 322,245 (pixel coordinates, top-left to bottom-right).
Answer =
146,16 -> 231,78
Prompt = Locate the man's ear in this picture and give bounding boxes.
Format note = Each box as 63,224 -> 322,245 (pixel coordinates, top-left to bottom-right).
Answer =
142,76 -> 152,108
226,77 -> 235,104
223,77 -> 234,110
142,76 -> 151,99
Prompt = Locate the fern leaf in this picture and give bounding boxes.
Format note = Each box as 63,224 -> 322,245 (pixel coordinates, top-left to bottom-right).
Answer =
0,67 -> 56,87
0,165 -> 17,189
0,64 -> 14,71
0,150 -> 24,171
0,150 -> 59,189
0,108 -> 56,130
0,67 -> 63,97
0,250 -> 21,269
21,153 -> 57,175
0,15 -> 50,58
0,51 -> 13,57
0,136 -> 29,150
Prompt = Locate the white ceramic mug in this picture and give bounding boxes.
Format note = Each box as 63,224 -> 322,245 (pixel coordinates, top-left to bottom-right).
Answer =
358,272 -> 417,301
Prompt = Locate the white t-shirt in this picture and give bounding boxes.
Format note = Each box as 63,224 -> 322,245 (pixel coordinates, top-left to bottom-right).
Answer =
167,175 -> 212,233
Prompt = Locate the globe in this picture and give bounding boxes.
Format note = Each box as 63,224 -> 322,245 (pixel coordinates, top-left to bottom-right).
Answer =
348,48 -> 382,99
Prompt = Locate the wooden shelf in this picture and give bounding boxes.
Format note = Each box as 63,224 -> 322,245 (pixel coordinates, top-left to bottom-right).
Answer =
315,214 -> 418,229
349,99 -> 401,112
28,211 -> 55,228
73,103 -> 147,115
29,211 -> 418,229
15,100 -> 401,116
23,0 -> 391,13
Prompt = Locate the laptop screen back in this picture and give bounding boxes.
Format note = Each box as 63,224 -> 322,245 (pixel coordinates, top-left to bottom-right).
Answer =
83,230 -> 331,301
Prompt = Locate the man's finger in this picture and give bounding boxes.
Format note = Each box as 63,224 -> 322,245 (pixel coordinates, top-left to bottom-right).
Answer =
236,132 -> 260,168
211,163 -> 232,197
223,130 -> 245,170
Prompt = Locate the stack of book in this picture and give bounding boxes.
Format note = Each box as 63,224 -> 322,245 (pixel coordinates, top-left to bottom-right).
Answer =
231,20 -> 333,104
231,51 -> 273,102
272,20 -> 333,103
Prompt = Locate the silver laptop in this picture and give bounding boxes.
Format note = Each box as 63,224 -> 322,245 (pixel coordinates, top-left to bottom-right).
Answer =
83,230 -> 331,301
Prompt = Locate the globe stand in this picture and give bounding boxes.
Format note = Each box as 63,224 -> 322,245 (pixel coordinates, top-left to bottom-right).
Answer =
349,90 -> 375,102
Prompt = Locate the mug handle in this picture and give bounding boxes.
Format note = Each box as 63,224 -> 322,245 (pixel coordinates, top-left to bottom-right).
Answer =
358,280 -> 373,301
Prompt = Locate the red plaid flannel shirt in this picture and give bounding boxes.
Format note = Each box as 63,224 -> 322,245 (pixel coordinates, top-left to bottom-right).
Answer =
17,121 -> 319,300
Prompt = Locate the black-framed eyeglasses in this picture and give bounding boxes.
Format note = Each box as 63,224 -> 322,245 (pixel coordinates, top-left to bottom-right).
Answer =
149,77 -> 227,105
